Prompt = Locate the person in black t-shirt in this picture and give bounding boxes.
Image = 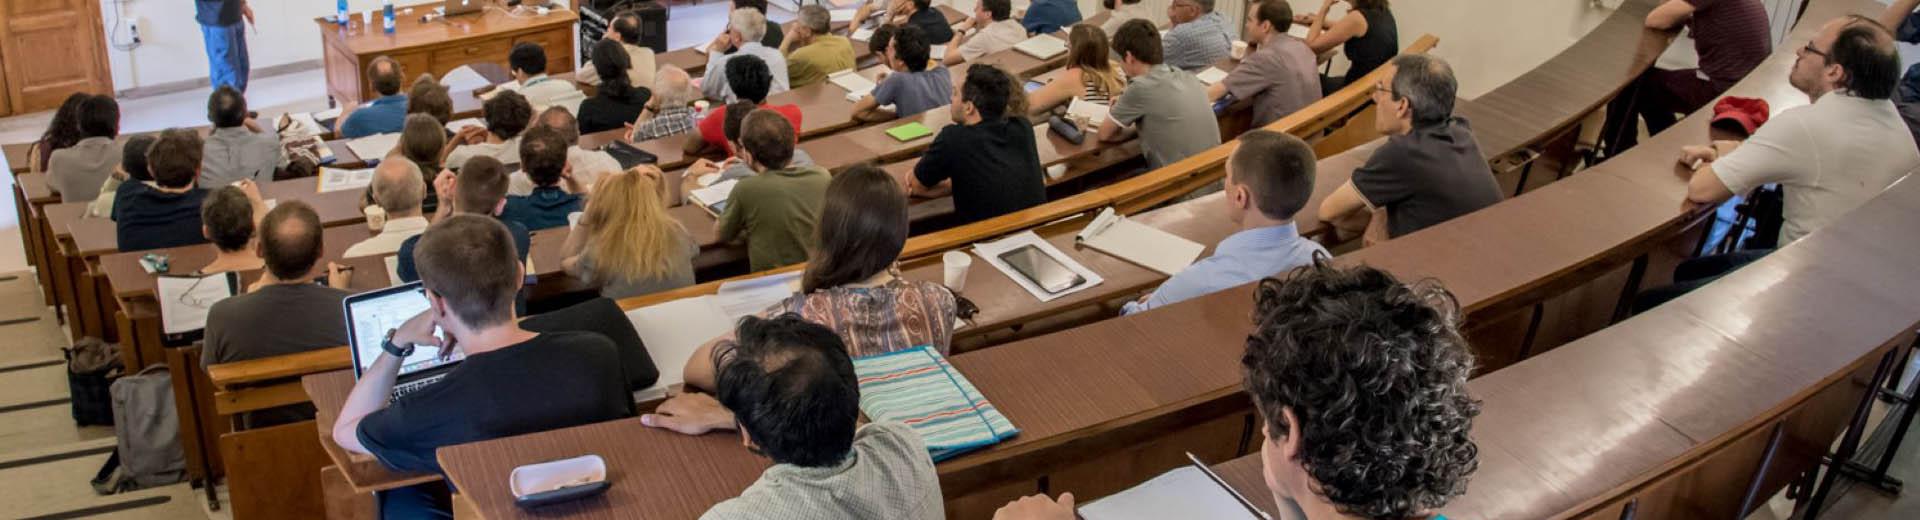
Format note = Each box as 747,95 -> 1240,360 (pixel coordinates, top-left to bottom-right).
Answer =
1317,54 -> 1499,240
909,66 -> 1046,225
331,215 -> 633,519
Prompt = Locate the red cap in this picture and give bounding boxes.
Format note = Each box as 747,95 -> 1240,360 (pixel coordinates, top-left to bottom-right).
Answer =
1710,97 -> 1770,135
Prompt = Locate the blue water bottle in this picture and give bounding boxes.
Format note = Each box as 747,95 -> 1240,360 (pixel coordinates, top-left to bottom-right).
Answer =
383,0 -> 396,33
336,0 -> 349,25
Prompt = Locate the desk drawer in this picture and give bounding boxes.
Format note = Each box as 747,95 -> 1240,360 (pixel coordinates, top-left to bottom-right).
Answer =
514,29 -> 574,74
430,39 -> 513,73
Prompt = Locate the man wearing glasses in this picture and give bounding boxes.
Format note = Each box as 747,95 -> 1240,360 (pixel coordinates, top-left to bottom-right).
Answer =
1317,54 -> 1501,241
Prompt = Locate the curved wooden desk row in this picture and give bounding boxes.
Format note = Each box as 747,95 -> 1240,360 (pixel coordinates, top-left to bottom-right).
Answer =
656,6 -> 971,78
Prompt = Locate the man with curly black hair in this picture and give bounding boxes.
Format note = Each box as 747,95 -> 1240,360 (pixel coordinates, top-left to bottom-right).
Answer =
996,259 -> 1481,520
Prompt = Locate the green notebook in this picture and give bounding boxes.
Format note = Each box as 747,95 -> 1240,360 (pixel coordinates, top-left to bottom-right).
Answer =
886,122 -> 935,142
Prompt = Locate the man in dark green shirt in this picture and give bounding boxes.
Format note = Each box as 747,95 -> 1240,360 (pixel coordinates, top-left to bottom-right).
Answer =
715,109 -> 831,271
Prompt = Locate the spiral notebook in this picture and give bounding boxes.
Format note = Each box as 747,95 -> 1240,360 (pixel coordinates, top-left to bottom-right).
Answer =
853,346 -> 1018,461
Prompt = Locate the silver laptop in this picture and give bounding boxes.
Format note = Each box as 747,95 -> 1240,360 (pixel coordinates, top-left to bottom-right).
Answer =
444,0 -> 484,16
343,282 -> 465,402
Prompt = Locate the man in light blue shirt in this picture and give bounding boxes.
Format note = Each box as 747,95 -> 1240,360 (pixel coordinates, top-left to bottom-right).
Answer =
1163,0 -> 1233,71
336,56 -> 409,138
1123,130 -> 1324,315
704,7 -> 791,103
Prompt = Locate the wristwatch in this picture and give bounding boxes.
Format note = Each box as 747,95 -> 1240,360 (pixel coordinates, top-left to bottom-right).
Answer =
382,329 -> 416,358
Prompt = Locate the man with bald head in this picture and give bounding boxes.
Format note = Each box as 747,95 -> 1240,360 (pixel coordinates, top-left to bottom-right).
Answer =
344,159 -> 429,258
203,201 -> 353,426
338,56 -> 410,138
631,66 -> 702,142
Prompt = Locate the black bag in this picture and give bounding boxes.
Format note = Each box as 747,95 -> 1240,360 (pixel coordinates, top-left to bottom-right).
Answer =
64,338 -> 121,427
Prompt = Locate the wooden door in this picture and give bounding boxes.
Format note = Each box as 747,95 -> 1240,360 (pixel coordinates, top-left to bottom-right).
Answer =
0,0 -> 113,116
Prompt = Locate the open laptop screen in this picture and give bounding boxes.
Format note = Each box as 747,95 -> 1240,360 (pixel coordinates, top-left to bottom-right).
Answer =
344,282 -> 464,378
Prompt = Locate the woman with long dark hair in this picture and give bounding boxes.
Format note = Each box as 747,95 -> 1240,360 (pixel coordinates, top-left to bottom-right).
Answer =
578,38 -> 652,134
679,164 -> 960,391
30,93 -> 91,173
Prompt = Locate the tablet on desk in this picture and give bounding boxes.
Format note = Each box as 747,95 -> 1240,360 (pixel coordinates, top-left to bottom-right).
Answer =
998,244 -> 1085,295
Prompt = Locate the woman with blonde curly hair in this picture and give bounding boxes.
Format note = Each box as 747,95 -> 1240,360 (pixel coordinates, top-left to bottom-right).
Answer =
560,166 -> 697,299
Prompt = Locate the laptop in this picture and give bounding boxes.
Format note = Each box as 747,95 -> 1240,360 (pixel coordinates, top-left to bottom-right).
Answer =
444,0 -> 484,16
343,282 -> 465,402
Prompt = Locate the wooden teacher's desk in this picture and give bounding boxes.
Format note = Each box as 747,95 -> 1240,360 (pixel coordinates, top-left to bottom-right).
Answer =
318,1 -> 577,109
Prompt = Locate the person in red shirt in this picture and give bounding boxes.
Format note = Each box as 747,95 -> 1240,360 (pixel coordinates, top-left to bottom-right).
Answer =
688,54 -> 802,155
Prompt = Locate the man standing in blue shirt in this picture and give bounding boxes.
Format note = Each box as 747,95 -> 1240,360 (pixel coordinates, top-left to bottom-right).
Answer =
1122,130 -> 1326,315
336,57 -> 409,138
1022,0 -> 1083,35
196,0 -> 252,92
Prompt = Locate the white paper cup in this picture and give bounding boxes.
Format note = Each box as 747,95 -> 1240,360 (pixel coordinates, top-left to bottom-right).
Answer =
1230,40 -> 1249,60
942,251 -> 973,292
364,205 -> 387,232
568,211 -> 584,229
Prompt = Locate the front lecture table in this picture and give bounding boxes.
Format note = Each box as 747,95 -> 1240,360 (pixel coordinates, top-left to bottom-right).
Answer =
319,1 -> 576,109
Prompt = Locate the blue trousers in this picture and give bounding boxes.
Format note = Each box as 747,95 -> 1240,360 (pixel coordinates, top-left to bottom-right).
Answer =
201,23 -> 249,92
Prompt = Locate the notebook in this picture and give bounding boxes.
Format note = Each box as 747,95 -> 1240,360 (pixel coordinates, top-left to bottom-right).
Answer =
1077,458 -> 1273,520
345,132 -> 401,162
1013,35 -> 1068,60
317,167 -> 376,193
1195,67 -> 1229,86
1066,97 -> 1111,126
829,69 -> 878,98
853,346 -> 1018,461
688,179 -> 739,217
1074,207 -> 1205,276
886,122 -> 935,142
156,272 -> 239,335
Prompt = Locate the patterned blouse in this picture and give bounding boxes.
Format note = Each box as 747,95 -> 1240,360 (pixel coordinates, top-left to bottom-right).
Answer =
764,278 -> 959,357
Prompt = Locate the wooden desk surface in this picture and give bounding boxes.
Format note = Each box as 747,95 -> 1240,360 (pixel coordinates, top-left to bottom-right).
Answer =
303,369 -> 442,494
439,418 -> 770,519
316,1 -> 577,57
16,172 -> 53,202
58,177 -> 370,259
101,225 -> 376,301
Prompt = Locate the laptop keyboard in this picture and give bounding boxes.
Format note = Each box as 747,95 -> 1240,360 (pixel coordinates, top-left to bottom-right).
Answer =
388,374 -> 446,403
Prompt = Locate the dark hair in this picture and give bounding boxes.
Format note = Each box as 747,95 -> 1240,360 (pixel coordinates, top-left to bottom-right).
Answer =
739,110 -> 797,169
201,186 -> 255,252
611,10 -> 644,43
1111,19 -> 1164,65
39,93 -> 90,152
537,106 -> 583,145
1251,0 -> 1292,29
455,156 -> 510,214
1230,130 -> 1316,220
509,42 -> 548,75
400,113 -> 447,170
725,54 -> 774,103
911,0 -> 931,10
869,25 -> 900,68
368,56 -> 405,96
891,25 -> 932,72
1350,0 -> 1388,10
962,65 -> 1015,121
722,100 -> 758,145
207,86 -> 248,128
408,75 -> 455,124
519,126 -> 569,186
715,314 -> 860,468
482,89 -> 533,140
591,38 -> 638,99
1389,54 -> 1457,125
733,0 -> 768,14
260,200 -> 324,280
77,95 -> 120,139
1242,259 -> 1480,519
148,128 -> 204,189
1831,19 -> 1900,100
414,215 -> 522,328
982,0 -> 1012,20
804,165 -> 906,293
120,134 -> 158,182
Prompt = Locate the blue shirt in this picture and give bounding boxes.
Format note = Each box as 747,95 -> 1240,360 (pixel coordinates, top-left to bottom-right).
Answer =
1020,0 -> 1083,35
338,95 -> 409,139
873,67 -> 953,118
1121,223 -> 1325,315
500,185 -> 583,231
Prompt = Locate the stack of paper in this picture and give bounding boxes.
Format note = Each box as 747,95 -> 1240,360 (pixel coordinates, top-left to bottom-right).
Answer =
1077,465 -> 1272,520
688,179 -> 738,217
441,65 -> 491,94
714,271 -> 801,319
444,117 -> 485,134
318,167 -> 376,193
829,70 -> 877,98
624,296 -> 735,401
853,346 -> 1019,461
345,132 -> 401,162
1196,67 -> 1229,86
1013,35 -> 1068,60
1074,208 -> 1205,276
1066,97 -> 1111,126
156,273 -> 237,335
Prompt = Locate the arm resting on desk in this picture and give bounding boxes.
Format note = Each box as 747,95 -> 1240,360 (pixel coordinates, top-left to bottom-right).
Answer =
1645,0 -> 1696,30
332,351 -> 403,455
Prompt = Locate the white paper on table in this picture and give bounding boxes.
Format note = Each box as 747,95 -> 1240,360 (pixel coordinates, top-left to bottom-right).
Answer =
715,270 -> 803,319
281,112 -> 327,138
1074,208 -> 1205,276
930,44 -> 946,58
852,26 -> 876,42
318,167 -> 376,193
625,296 -> 735,402
829,70 -> 878,97
1195,67 -> 1229,86
1066,97 -> 1110,126
973,230 -> 1103,302
384,256 -> 403,285
345,132 -> 402,162
444,117 -> 485,134
1013,35 -> 1068,60
687,179 -> 738,210
1077,466 -> 1268,520
313,106 -> 345,121
829,8 -> 857,22
695,172 -> 721,187
156,273 -> 235,335
441,65 -> 491,93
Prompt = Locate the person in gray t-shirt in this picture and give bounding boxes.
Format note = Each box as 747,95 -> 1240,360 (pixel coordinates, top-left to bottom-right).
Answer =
854,25 -> 955,120
1100,19 -> 1223,169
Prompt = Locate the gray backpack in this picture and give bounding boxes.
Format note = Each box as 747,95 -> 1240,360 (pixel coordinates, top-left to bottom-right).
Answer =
97,365 -> 186,492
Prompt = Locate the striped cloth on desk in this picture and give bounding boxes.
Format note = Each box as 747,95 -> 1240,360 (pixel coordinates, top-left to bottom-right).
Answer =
853,345 -> 1018,461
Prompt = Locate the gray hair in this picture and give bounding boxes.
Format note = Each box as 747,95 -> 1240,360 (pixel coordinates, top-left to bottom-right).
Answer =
731,8 -> 767,44
372,158 -> 425,213
653,66 -> 698,106
1390,54 -> 1457,125
797,5 -> 832,34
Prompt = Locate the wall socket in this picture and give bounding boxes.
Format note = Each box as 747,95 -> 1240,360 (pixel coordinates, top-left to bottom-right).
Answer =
128,21 -> 142,44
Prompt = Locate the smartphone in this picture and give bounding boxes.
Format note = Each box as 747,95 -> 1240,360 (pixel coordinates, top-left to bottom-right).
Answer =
1024,80 -> 1045,93
998,245 -> 1084,294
